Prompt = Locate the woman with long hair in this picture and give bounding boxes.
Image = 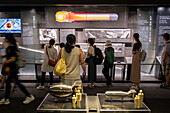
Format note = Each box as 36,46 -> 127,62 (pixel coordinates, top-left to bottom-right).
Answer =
86,38 -> 96,88
130,33 -> 142,90
0,34 -> 35,105
37,39 -> 57,90
56,34 -> 86,86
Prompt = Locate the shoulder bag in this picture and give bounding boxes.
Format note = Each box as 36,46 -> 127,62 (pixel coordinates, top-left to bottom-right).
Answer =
46,46 -> 56,67
54,48 -> 66,76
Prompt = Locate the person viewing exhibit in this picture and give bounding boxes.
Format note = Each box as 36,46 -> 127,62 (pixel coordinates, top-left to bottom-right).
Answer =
37,39 -> 58,90
0,34 -> 35,105
130,33 -> 142,90
59,42 -> 65,49
102,40 -> 115,87
86,38 -> 96,88
160,33 -> 170,88
56,34 -> 86,86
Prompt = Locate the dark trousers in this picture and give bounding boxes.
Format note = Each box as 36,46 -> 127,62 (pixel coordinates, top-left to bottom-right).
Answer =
5,68 -> 30,99
102,66 -> 112,85
41,72 -> 53,86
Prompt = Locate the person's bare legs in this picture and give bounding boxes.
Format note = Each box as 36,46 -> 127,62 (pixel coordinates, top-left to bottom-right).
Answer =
165,75 -> 170,86
134,82 -> 140,88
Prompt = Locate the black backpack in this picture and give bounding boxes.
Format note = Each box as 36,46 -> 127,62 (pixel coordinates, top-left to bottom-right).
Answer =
93,46 -> 103,65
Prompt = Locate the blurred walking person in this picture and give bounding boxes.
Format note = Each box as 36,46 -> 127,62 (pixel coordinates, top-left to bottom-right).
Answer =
0,34 -> 35,105
0,39 -> 17,91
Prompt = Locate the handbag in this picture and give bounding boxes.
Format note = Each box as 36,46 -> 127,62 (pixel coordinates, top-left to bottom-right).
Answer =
54,48 -> 66,76
85,57 -> 90,63
46,46 -> 56,67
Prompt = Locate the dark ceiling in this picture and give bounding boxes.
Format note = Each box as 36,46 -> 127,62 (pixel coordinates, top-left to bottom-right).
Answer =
0,0 -> 170,6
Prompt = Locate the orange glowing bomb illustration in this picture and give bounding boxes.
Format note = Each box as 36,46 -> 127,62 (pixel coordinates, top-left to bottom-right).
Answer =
6,23 -> 12,28
55,11 -> 118,23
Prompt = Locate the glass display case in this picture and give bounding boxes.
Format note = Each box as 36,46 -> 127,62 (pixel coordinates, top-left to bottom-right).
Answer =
39,29 -> 59,44
84,29 -> 132,43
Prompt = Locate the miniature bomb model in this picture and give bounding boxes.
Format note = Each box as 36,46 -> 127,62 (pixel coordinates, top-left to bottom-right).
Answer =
76,90 -> 82,108
138,93 -> 142,108
139,90 -> 144,101
105,90 -> 137,100
72,95 -> 76,109
77,86 -> 82,92
74,87 -> 78,94
138,90 -> 144,108
134,95 -> 139,109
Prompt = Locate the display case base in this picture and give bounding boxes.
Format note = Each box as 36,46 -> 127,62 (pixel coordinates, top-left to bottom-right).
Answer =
97,93 -> 151,113
37,93 -> 87,113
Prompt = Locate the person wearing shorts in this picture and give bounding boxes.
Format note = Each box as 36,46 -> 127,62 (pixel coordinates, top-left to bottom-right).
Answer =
160,33 -> 170,88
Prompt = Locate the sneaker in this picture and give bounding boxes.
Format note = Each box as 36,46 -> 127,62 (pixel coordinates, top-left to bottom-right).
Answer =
0,87 -> 4,91
88,84 -> 92,88
91,85 -> 96,88
160,83 -> 169,88
36,85 -> 45,90
23,95 -> 35,104
0,98 -> 10,105
106,85 -> 112,87
103,84 -> 112,87
88,84 -> 96,88
130,85 -> 139,90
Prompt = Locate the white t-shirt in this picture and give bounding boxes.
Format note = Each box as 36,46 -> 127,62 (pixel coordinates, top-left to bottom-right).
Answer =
87,46 -> 95,58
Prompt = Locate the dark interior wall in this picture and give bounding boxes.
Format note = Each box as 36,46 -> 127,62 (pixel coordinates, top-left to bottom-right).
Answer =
0,0 -> 170,4
0,7 -> 21,38
0,7 -> 20,17
127,6 -> 157,73
156,7 -> 170,57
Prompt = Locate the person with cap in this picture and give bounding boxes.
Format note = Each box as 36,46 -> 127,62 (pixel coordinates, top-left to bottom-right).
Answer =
160,33 -> 170,88
102,40 -> 114,87
130,33 -> 142,90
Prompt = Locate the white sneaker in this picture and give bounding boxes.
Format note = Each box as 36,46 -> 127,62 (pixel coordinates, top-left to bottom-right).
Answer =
36,85 -> 45,90
130,85 -> 139,90
23,95 -> 35,104
0,98 -> 10,105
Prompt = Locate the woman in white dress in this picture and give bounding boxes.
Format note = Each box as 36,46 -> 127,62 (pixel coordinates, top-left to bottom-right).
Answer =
37,39 -> 58,90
